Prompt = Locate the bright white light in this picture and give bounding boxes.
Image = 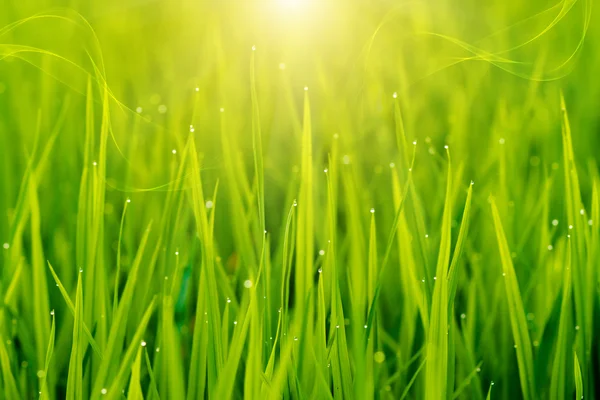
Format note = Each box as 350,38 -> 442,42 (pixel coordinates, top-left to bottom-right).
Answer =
280,0 -> 301,8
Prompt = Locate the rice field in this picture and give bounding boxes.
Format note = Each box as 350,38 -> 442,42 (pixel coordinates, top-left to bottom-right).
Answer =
0,0 -> 599,398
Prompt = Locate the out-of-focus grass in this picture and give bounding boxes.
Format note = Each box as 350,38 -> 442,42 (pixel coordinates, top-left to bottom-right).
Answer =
0,0 -> 599,398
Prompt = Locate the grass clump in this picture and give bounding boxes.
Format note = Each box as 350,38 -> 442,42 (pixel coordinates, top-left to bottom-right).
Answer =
1,0 -> 599,398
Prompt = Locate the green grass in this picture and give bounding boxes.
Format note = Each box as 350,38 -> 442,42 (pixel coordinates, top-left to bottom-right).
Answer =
1,0 -> 599,398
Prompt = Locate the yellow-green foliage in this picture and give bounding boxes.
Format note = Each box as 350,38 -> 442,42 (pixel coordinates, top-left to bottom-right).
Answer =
0,0 -> 598,398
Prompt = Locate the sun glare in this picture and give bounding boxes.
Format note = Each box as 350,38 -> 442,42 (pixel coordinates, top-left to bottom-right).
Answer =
279,0 -> 303,11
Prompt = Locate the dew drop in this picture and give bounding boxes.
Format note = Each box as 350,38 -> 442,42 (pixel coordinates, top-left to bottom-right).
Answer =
527,313 -> 535,321
2,243 -> 9,249
244,280 -> 253,288
101,388 -> 107,395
